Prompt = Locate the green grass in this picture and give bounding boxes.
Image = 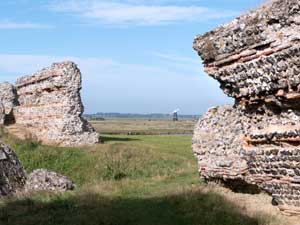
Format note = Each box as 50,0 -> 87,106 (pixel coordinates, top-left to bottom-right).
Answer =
2,133 -> 196,186
0,131 -> 278,225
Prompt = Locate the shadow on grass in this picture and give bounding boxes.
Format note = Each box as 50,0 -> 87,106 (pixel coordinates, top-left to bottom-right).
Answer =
0,190 -> 270,225
101,136 -> 140,143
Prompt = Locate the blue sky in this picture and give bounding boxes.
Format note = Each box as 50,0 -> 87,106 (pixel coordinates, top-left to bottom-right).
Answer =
0,0 -> 263,114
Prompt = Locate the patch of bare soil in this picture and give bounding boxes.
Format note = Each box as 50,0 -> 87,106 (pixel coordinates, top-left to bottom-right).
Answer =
205,183 -> 299,225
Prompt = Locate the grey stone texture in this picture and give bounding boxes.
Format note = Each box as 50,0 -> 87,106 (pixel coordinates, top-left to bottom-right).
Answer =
0,83 -> 18,125
193,0 -> 300,215
25,169 -> 75,192
193,106 -> 248,181
0,142 -> 26,196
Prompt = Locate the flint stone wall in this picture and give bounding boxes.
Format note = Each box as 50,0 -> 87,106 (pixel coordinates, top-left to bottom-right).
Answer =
193,0 -> 300,215
193,0 -> 300,109
0,141 -> 26,196
0,61 -> 99,147
193,105 -> 248,181
0,83 -> 18,125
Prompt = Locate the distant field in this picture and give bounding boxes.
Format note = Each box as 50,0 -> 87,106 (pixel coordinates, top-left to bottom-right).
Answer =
91,118 -> 197,135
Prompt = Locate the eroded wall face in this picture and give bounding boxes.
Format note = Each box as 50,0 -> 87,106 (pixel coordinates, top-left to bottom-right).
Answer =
0,83 -> 18,125
13,62 -> 99,146
193,0 -> 300,215
193,106 -> 248,181
0,142 -> 26,196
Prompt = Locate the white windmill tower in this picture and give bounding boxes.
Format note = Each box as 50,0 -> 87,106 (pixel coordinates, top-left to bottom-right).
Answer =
172,108 -> 180,121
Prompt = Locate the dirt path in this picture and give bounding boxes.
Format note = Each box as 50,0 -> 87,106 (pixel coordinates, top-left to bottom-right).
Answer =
206,184 -> 298,225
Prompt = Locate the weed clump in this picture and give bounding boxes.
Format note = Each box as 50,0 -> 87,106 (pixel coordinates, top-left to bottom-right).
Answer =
103,146 -> 137,180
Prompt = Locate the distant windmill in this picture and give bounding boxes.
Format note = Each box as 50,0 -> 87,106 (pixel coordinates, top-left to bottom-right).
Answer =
172,109 -> 180,121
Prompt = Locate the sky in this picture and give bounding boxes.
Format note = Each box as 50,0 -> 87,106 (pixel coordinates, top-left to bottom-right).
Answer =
0,0 -> 264,115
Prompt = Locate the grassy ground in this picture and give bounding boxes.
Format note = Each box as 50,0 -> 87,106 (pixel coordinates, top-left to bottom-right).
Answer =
91,119 -> 196,135
0,129 -> 294,225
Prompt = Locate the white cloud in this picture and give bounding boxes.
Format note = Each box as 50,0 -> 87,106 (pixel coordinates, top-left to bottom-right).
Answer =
49,0 -> 237,25
0,53 -> 203,78
0,53 -> 207,88
0,54 -> 116,81
0,53 -> 228,114
0,53 -> 199,83
152,51 -> 200,64
0,21 -> 52,29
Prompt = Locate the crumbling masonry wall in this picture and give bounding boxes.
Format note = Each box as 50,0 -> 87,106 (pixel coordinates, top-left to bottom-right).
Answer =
0,141 -> 26,196
0,61 -> 99,147
193,106 -> 248,182
0,83 -> 18,125
193,0 -> 300,215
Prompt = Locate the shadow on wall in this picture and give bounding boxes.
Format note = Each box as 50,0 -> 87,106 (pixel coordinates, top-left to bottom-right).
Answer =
3,111 -> 15,126
208,179 -> 262,195
0,190 -> 270,225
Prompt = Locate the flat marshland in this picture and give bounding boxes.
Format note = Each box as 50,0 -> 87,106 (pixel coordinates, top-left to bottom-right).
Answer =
91,118 -> 196,135
0,119 -> 297,225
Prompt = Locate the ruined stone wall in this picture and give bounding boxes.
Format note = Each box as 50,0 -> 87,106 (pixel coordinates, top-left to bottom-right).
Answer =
13,61 -> 99,146
193,0 -> 300,109
0,83 -> 18,125
193,0 -> 300,215
0,141 -> 26,196
193,105 -> 248,181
